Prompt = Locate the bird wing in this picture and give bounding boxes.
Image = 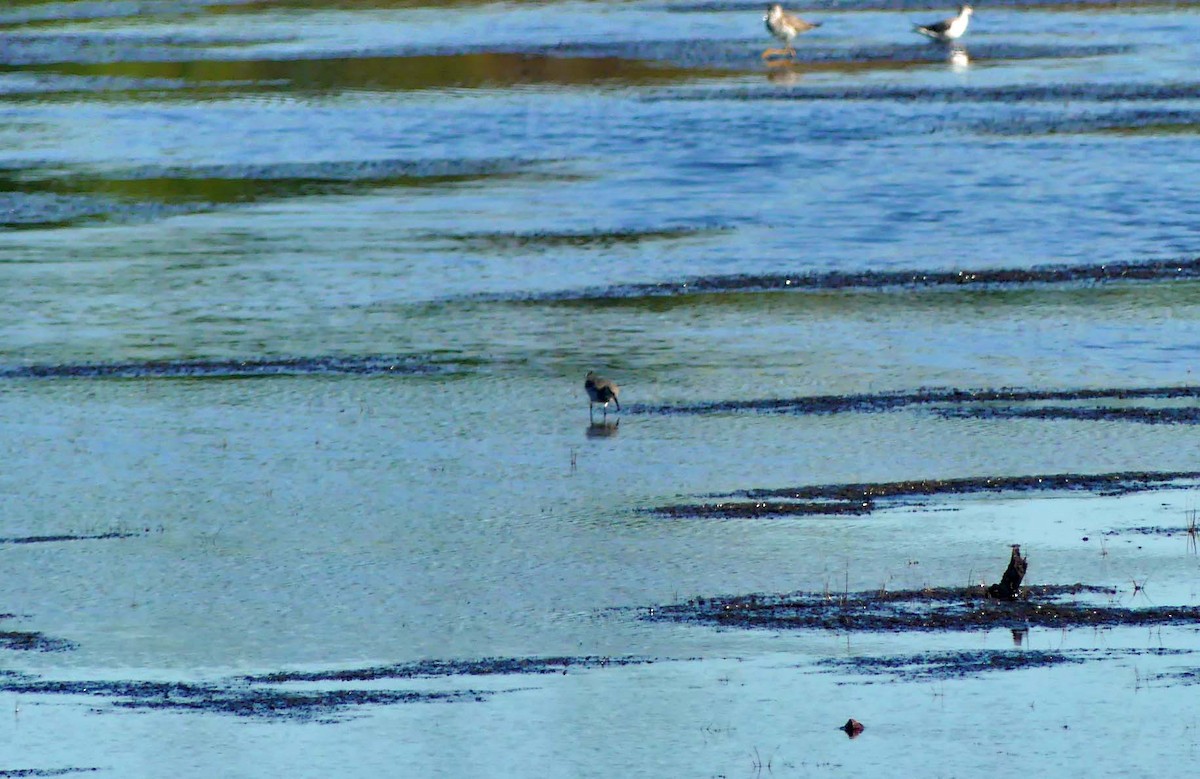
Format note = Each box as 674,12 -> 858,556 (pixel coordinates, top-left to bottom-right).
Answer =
783,13 -> 819,31
918,17 -> 953,34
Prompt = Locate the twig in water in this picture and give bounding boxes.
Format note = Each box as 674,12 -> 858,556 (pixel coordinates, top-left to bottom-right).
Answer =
1186,508 -> 1198,554
750,745 -> 778,776
1130,577 -> 1152,604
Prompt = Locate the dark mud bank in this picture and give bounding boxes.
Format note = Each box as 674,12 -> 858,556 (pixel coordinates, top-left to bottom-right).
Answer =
647,584 -> 1200,633
0,530 -> 149,545
821,647 -> 1188,682
0,354 -> 453,380
652,469 -> 1200,518
0,615 -> 75,653
510,256 -> 1200,303
631,384 -> 1200,417
938,404 -> 1200,425
0,655 -> 655,722
244,654 -> 653,684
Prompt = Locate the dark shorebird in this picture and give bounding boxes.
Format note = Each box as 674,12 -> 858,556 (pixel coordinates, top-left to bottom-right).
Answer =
584,371 -> 620,420
763,4 -> 821,60
914,4 -> 973,42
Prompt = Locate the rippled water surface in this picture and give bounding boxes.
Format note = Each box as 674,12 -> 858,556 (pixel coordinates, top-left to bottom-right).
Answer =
3,0 -> 1200,776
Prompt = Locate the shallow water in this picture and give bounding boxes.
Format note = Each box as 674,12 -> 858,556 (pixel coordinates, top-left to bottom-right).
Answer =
3,0 -> 1200,776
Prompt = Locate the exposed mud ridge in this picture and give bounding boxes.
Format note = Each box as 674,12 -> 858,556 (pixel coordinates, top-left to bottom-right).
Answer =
630,384 -> 1200,417
0,157 -> 556,227
646,584 -> 1200,633
936,405 -> 1200,425
245,654 -> 654,684
976,108 -> 1200,137
0,677 -> 485,722
511,256 -> 1200,303
0,769 -> 100,777
1103,526 -> 1196,537
416,226 -> 725,253
6,157 -> 546,213
541,39 -> 959,70
819,647 -> 1188,682
650,470 -> 1200,519
0,531 -> 145,545
652,500 -> 871,518
819,650 -> 1083,681
0,355 -> 450,380
720,469 -> 1200,501
1154,668 -> 1200,686
585,39 -> 1125,70
4,52 -> 734,98
34,158 -> 537,187
30,37 -> 1107,79
657,81 -> 1200,105
0,629 -> 75,653
0,655 -> 655,721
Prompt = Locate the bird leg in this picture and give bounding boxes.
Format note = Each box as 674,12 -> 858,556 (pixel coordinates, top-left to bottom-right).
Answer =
761,47 -> 789,60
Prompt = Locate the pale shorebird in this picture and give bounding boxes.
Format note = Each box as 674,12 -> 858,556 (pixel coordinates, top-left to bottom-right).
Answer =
584,371 -> 620,420
763,4 -> 821,59
914,4 -> 973,42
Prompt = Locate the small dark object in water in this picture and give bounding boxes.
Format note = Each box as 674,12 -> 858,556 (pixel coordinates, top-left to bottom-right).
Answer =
988,544 -> 1027,601
585,371 -> 621,421
841,718 -> 865,738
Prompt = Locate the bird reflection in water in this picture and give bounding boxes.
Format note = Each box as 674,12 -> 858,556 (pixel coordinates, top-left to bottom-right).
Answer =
586,420 -> 620,439
765,61 -> 803,85
948,44 -> 969,71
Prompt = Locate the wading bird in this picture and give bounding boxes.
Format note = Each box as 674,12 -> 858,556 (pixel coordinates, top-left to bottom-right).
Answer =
584,371 -> 621,420
914,4 -> 973,42
763,4 -> 821,59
